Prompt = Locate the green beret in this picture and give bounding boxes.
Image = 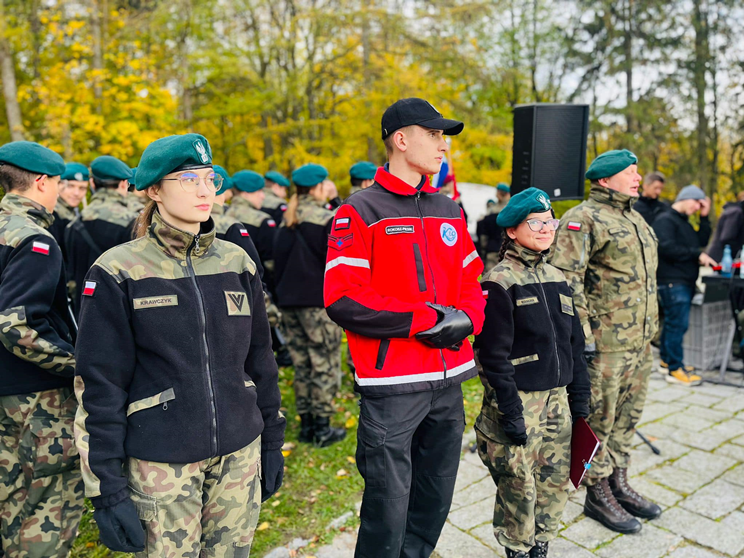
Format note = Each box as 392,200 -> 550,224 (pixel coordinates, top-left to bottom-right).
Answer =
497,183 -> 510,193
62,162 -> 89,182
585,149 -> 638,181
213,165 -> 233,196
350,161 -> 377,181
128,167 -> 137,187
264,170 -> 289,188
0,141 -> 65,176
293,164 -> 328,188
91,155 -> 133,181
233,170 -> 264,193
496,187 -> 552,228
136,133 -> 212,191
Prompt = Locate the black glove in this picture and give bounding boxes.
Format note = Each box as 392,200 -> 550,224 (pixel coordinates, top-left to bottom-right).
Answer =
415,303 -> 473,349
570,401 -> 590,423
261,448 -> 285,502
500,414 -> 528,446
94,497 -> 145,553
583,342 -> 597,366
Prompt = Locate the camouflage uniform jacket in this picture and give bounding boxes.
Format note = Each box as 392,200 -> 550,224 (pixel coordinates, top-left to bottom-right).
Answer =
475,243 -> 590,420
211,203 -> 264,281
74,210 -> 285,506
65,188 -> 138,316
261,190 -> 288,224
550,185 -> 659,353
226,196 -> 277,275
0,194 -> 76,396
127,195 -> 146,213
274,196 -> 334,308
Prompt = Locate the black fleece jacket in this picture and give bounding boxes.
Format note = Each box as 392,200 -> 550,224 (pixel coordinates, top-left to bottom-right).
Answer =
653,209 -> 711,286
474,244 -> 591,419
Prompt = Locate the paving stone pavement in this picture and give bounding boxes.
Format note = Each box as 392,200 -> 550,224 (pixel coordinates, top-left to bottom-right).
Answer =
272,355 -> 744,557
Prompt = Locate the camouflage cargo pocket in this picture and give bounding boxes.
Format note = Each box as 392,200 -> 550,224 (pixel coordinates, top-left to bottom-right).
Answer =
474,414 -> 528,480
128,486 -> 162,558
24,390 -> 79,479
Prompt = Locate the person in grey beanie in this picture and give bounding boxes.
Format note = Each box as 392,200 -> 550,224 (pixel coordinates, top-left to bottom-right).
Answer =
652,185 -> 717,386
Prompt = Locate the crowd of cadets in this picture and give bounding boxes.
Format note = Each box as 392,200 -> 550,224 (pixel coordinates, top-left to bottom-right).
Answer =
0,97 -> 670,558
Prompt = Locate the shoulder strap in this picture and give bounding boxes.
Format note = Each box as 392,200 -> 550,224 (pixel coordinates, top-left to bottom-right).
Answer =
71,219 -> 103,256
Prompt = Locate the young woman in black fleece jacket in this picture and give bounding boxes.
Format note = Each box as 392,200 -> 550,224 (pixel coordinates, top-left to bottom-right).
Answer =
473,188 -> 591,558
73,134 -> 285,557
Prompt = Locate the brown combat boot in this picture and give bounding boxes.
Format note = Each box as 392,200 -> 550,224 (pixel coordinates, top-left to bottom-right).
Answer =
584,477 -> 642,534
609,468 -> 662,519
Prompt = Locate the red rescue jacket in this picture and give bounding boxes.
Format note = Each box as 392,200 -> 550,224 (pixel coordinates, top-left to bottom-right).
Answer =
324,166 -> 485,396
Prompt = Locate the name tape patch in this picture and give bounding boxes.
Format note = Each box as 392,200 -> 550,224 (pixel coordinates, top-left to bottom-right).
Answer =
516,296 -> 539,307
334,217 -> 350,231
82,281 -> 97,297
329,233 -> 353,250
31,241 -> 50,255
386,225 -> 415,235
133,295 -> 179,310
567,222 -> 581,231
225,291 -> 251,316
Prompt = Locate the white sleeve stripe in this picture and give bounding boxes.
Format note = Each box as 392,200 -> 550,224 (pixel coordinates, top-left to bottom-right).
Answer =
325,256 -> 371,273
462,250 -> 479,268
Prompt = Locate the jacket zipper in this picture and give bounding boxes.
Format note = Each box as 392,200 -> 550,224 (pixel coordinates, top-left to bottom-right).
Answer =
415,192 -> 447,378
187,234 -> 218,456
532,256 -> 561,385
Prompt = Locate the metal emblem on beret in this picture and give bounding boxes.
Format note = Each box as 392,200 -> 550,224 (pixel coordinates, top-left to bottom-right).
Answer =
74,172 -> 84,181
193,140 -> 209,164
537,193 -> 550,210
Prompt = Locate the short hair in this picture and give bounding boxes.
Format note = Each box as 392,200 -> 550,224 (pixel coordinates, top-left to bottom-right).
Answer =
92,176 -> 122,190
383,125 -> 415,155
644,172 -> 665,185
351,177 -> 364,188
0,163 -> 36,193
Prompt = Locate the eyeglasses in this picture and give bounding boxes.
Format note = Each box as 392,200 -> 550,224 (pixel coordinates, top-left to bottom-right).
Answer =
162,172 -> 223,193
524,218 -> 560,232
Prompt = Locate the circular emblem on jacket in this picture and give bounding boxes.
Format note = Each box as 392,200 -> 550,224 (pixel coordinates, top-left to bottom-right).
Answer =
440,222 -> 458,246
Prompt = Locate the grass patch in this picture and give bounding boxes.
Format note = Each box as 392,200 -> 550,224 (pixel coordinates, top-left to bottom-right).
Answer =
71,343 -> 486,557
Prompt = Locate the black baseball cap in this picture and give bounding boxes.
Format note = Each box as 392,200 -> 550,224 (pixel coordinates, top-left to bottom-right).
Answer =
381,98 -> 464,140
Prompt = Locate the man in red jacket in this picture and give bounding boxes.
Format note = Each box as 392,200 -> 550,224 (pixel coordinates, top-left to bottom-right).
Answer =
324,98 -> 486,558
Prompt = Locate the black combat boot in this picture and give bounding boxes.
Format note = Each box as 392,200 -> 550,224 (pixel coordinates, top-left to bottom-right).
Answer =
313,416 -> 346,447
505,549 -> 530,558
299,414 -> 314,443
584,477 -> 642,534
530,541 -> 548,558
609,468 -> 662,519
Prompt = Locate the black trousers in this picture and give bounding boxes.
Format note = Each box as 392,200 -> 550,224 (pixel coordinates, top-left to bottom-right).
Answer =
354,384 -> 466,558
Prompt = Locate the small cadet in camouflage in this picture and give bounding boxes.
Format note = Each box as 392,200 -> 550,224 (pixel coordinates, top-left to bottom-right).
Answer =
226,195 -> 276,275
475,388 -> 571,554
0,387 -> 84,558
127,436 -> 262,558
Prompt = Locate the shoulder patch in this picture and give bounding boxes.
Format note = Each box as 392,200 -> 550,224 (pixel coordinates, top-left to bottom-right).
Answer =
334,217 -> 350,231
225,291 -> 251,316
31,241 -> 50,255
328,233 -> 353,250
239,228 -> 250,237
82,281 -> 97,296
267,219 -> 276,228
567,222 -> 581,231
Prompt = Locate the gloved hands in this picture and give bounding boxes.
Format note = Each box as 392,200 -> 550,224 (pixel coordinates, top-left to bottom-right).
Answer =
94,497 -> 145,553
500,414 -> 528,446
415,303 -> 473,349
583,342 -> 597,366
570,401 -> 590,423
261,448 -> 285,502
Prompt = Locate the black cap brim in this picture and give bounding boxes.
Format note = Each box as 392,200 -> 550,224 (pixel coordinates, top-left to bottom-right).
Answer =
418,117 -> 464,136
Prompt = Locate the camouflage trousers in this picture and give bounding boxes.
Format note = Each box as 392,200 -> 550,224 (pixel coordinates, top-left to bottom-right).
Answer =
282,307 -> 342,418
0,387 -> 84,558
475,387 -> 571,553
584,344 -> 652,485
127,436 -> 262,558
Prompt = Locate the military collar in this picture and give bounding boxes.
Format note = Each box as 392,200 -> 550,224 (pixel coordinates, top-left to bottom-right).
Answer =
210,204 -> 225,216
0,193 -> 55,229
589,184 -> 636,210
230,196 -> 258,211
264,190 -> 285,203
91,187 -> 129,207
375,164 -> 437,196
298,196 -> 327,209
149,209 -> 216,260
505,242 -> 546,268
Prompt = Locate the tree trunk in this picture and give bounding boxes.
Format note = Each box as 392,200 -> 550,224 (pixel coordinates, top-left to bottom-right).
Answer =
623,0 -> 634,134
362,2 -> 375,161
0,3 -> 25,141
692,0 -> 709,195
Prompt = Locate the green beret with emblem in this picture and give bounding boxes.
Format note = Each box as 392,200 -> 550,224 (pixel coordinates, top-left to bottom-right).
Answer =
264,170 -> 290,188
233,170 -> 264,193
496,183 -> 510,193
213,165 -> 233,195
91,155 -> 133,181
292,163 -> 328,188
62,162 -> 90,182
585,149 -> 638,181
135,133 -> 212,191
497,187 -> 553,228
350,161 -> 377,181
0,141 -> 65,176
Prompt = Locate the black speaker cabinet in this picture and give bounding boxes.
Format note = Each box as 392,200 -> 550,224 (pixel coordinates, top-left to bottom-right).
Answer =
511,104 -> 589,201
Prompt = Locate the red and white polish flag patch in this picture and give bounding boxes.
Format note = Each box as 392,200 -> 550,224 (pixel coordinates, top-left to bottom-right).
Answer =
31,241 -> 50,255
239,228 -> 249,237
567,222 -> 582,231
82,281 -> 97,297
482,289 -> 489,299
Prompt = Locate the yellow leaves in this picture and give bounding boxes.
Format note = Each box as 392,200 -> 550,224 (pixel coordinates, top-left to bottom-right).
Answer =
257,522 -> 270,531
347,456 -> 356,464
282,441 -> 296,458
335,468 -> 349,479
344,416 -> 357,429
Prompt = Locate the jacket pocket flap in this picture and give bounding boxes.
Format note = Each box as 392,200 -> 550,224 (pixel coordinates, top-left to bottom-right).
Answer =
510,354 -> 539,366
127,388 -> 175,417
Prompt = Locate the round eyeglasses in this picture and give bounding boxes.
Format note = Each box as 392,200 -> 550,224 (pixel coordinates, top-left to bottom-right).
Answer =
162,172 -> 223,193
524,218 -> 560,232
